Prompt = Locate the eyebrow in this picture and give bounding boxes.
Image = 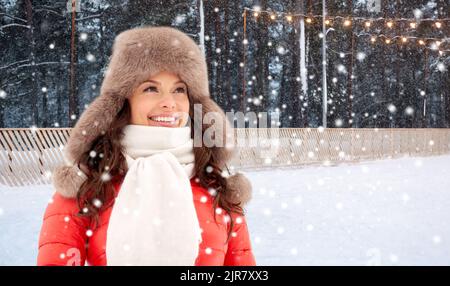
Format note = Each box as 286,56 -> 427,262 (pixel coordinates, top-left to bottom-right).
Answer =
145,80 -> 186,86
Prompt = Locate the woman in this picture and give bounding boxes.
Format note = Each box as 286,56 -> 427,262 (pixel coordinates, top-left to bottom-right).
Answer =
37,26 -> 255,266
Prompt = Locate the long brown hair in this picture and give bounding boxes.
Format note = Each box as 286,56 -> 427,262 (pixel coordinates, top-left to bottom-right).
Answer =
75,96 -> 243,244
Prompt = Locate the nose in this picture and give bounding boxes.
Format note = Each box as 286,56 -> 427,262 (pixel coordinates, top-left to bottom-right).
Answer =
159,93 -> 176,109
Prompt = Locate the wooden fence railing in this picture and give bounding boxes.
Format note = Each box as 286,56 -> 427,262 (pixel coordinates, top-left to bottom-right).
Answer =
1,128 -> 450,187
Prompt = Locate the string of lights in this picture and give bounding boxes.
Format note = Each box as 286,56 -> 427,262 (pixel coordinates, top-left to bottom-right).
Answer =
243,7 -> 450,24
242,7 -> 449,54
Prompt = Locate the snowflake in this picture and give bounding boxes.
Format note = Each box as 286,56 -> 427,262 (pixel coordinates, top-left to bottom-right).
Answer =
277,226 -> 285,234
174,14 -> 186,24
389,254 -> 399,263
208,187 -> 217,197
262,208 -> 272,216
0,89 -> 6,99
401,193 -> 410,203
432,235 -> 442,244
277,46 -> 286,55
413,9 -> 423,19
29,125 -> 38,133
336,64 -> 347,74
387,104 -> 397,113
253,5 -> 261,12
101,172 -> 111,182
437,63 -> 447,72
290,248 -> 298,255
414,159 -> 423,167
80,33 -> 88,41
49,43 -> 55,49
356,52 -> 366,62
86,53 -> 96,62
253,97 -> 261,106
152,217 -> 162,226
92,198 -> 102,208
405,106 -> 414,115
335,118 -> 343,127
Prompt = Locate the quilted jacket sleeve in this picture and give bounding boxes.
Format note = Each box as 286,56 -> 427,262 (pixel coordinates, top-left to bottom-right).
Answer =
224,213 -> 256,266
37,192 -> 89,266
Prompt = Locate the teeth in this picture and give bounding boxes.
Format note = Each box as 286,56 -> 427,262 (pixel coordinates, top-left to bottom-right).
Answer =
149,116 -> 177,122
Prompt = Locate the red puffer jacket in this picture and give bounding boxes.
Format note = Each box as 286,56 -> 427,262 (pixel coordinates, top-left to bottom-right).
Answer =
37,176 -> 256,266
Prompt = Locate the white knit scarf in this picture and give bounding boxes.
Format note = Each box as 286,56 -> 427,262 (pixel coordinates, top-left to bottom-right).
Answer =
106,124 -> 202,266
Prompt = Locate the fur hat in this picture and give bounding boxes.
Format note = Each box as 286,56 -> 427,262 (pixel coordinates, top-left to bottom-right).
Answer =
52,26 -> 252,206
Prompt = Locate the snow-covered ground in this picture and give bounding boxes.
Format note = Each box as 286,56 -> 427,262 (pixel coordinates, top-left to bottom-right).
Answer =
1,155 -> 450,266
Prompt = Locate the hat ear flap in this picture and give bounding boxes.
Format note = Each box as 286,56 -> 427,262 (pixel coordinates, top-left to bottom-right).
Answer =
52,164 -> 87,198
64,91 -> 125,164
224,172 -> 253,207
52,91 -> 124,197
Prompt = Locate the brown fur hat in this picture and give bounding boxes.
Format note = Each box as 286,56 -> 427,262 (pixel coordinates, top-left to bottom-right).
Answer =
52,26 -> 252,206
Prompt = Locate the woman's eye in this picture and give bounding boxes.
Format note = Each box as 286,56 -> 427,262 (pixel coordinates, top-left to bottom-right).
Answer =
144,86 -> 158,93
175,87 -> 186,93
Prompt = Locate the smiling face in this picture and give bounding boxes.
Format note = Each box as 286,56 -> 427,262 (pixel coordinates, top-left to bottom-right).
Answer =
127,70 -> 190,127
